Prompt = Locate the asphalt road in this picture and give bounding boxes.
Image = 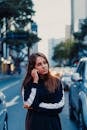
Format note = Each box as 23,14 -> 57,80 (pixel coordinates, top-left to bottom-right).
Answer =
0,75 -> 78,130
60,91 -> 78,130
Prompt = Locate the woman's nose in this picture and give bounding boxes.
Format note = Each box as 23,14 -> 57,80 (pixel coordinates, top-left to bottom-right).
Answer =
42,64 -> 46,68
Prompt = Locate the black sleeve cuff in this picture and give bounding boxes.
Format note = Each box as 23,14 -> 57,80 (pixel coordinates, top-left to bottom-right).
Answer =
31,83 -> 39,88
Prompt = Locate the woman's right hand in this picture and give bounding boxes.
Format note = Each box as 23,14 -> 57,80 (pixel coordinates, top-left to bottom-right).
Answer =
31,69 -> 39,83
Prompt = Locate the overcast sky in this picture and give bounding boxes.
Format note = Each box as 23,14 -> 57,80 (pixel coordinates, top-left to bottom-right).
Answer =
33,0 -> 71,55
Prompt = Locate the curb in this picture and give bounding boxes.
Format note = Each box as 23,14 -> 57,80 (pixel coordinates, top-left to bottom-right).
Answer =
0,75 -> 11,81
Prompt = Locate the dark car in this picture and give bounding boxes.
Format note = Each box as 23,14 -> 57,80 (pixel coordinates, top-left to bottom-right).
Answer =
0,91 -> 8,130
69,57 -> 87,130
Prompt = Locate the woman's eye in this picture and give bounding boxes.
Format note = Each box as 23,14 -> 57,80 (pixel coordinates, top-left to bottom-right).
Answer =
43,61 -> 47,64
37,61 -> 47,66
37,63 -> 41,66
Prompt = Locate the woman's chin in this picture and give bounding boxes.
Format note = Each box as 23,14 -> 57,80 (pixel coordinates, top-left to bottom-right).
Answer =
39,72 -> 48,76
42,71 -> 48,75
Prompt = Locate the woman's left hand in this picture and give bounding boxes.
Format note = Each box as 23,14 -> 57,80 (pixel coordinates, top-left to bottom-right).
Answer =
23,104 -> 33,109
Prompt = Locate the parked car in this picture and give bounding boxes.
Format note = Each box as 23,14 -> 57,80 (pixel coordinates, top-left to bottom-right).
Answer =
69,57 -> 87,130
0,91 -> 8,130
61,73 -> 72,91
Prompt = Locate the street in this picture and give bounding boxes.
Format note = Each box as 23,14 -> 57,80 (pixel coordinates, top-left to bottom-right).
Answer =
0,74 -> 78,130
60,92 -> 78,130
0,0 -> 86,129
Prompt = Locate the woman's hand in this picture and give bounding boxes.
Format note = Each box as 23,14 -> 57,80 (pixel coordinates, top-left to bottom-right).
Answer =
23,104 -> 33,109
31,69 -> 39,83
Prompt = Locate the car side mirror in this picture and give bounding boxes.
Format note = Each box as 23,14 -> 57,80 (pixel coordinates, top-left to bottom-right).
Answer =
71,73 -> 82,82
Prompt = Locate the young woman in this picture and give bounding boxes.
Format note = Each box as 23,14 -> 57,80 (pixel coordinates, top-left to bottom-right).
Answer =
22,52 -> 64,130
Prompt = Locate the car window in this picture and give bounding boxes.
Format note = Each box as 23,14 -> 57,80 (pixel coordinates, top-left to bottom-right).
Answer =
76,61 -> 85,78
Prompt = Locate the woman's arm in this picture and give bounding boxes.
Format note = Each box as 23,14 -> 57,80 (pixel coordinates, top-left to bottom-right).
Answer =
38,81 -> 65,113
22,83 -> 39,109
22,68 -> 41,109
39,90 -> 64,109
22,81 -> 65,113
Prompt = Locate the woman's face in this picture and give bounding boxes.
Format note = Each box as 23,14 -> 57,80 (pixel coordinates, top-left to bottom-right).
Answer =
35,56 -> 49,75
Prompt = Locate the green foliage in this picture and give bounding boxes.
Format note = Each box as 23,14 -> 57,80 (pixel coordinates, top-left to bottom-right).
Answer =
5,30 -> 41,48
2,0 -> 35,17
52,39 -> 76,65
74,18 -> 87,41
26,33 -> 41,47
80,18 -> 87,37
0,0 -> 41,65
53,19 -> 87,66
73,18 -> 87,61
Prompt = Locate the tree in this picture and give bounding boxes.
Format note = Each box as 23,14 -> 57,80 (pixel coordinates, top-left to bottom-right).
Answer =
52,39 -> 76,66
5,30 -> 41,57
73,18 -> 87,60
0,0 -> 41,72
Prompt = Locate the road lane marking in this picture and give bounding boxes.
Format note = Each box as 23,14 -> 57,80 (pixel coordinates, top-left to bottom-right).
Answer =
6,95 -> 20,107
0,80 -> 20,92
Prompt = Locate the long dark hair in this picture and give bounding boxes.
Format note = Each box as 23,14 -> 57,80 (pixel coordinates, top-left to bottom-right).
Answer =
22,52 -> 60,92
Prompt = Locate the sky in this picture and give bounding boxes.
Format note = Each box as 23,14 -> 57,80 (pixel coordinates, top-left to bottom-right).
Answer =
33,0 -> 71,56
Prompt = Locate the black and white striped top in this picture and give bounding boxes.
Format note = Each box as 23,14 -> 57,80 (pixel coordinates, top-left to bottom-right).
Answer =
22,79 -> 64,115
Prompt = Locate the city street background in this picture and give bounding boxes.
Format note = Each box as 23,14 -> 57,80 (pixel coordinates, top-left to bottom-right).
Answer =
0,67 -> 78,130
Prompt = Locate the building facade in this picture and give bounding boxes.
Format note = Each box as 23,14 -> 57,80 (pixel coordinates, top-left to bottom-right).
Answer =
71,0 -> 87,33
48,38 -> 64,67
65,25 -> 71,40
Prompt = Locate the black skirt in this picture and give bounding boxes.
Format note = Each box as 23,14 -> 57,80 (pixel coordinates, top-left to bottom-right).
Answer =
25,110 -> 62,130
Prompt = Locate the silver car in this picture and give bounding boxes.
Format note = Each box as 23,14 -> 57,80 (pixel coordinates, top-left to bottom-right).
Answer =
69,57 -> 87,130
61,73 -> 72,91
0,91 -> 8,130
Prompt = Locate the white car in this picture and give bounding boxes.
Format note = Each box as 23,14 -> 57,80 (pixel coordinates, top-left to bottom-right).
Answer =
69,57 -> 87,129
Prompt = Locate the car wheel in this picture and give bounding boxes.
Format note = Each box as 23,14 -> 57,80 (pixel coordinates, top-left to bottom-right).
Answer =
78,111 -> 86,130
3,114 -> 8,130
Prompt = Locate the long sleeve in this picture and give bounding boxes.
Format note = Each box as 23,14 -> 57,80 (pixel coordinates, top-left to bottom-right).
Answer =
22,82 -> 40,108
38,81 -> 65,113
22,80 -> 65,114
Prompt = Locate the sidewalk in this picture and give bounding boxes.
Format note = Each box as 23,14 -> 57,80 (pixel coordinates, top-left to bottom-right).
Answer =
0,67 -> 26,81
0,73 -> 12,80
